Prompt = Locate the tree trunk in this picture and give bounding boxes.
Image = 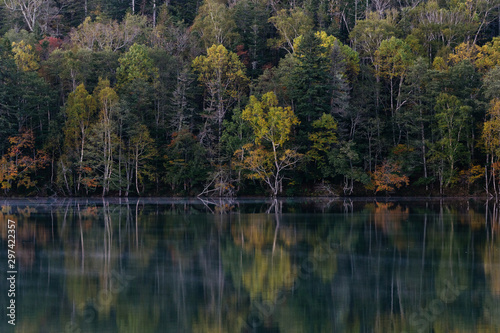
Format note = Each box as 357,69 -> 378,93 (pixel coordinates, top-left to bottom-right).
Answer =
153,0 -> 156,27
135,149 -> 140,195
78,126 -> 85,192
420,107 -> 428,191
118,124 -> 122,196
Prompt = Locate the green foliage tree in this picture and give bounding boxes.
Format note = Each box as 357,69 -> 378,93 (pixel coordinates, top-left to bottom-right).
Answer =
329,140 -> 370,195
60,84 -> 97,194
405,0 -> 480,59
400,57 -> 432,186
430,93 -> 472,190
192,44 -> 249,154
191,0 -> 239,49
0,39 -> 55,155
163,129 -> 209,194
288,31 -> 331,127
116,43 -> 159,130
117,43 -> 158,89
268,8 -> 314,54
129,124 -> 157,195
307,113 -> 338,173
287,30 -> 360,184
82,79 -> 120,196
374,37 -> 415,144
232,0 -> 273,78
349,11 -> 397,64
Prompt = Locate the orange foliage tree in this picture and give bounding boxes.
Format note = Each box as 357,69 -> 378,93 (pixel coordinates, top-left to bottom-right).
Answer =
0,129 -> 49,192
370,160 -> 409,193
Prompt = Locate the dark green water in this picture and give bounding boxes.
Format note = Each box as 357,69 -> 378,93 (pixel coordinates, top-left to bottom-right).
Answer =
0,198 -> 499,333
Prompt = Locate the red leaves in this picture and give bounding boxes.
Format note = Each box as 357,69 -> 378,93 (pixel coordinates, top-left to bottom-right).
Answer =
36,36 -> 63,60
236,44 -> 250,66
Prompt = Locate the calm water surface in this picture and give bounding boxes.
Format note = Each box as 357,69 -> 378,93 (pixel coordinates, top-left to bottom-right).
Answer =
0,198 -> 499,332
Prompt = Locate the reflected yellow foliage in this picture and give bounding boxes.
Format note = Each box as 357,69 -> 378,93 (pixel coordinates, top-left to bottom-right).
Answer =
16,206 -> 37,217
128,217 -> 158,270
275,307 -> 310,333
242,247 -> 296,300
231,214 -> 275,251
372,202 -> 409,231
481,296 -> 500,331
3,199 -> 500,332
14,320 -> 41,333
473,322 -> 500,332
435,233 -> 469,299
433,322 -> 491,333
116,299 -> 160,333
373,313 -> 407,333
192,313 -> 230,333
483,242 -> 500,296
279,225 -> 300,247
64,213 -> 120,318
192,302 -> 247,333
458,209 -> 485,230
311,246 -> 337,283
214,203 -> 235,214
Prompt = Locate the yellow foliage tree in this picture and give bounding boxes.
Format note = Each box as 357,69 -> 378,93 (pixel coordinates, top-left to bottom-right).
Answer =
61,83 -> 97,192
446,39 -> 500,72
482,99 -> 500,196
374,37 -> 414,117
235,92 -> 302,196
11,40 -> 39,71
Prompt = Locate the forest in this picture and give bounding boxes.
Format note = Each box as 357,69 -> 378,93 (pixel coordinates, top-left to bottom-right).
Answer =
2,0 -> 500,197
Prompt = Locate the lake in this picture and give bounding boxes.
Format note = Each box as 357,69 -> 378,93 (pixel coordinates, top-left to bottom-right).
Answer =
0,197 -> 499,332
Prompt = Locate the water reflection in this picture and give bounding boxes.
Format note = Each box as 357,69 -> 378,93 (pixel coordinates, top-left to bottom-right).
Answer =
0,198 -> 499,332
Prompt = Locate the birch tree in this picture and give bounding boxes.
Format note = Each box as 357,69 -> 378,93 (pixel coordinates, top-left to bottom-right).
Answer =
192,44 -> 249,153
3,0 -> 47,32
235,92 -> 302,196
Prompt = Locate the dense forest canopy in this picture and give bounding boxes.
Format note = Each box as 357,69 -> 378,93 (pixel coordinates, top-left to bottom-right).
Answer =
1,0 -> 500,197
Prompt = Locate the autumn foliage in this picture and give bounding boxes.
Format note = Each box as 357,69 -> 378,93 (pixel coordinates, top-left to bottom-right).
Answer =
4,0 -> 500,196
0,129 -> 49,191
370,161 -> 409,193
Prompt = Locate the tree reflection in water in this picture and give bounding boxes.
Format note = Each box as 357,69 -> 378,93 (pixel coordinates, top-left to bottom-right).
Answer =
0,198 -> 499,332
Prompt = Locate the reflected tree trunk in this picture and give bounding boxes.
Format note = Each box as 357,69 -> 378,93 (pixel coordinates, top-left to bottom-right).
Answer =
135,199 -> 140,249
